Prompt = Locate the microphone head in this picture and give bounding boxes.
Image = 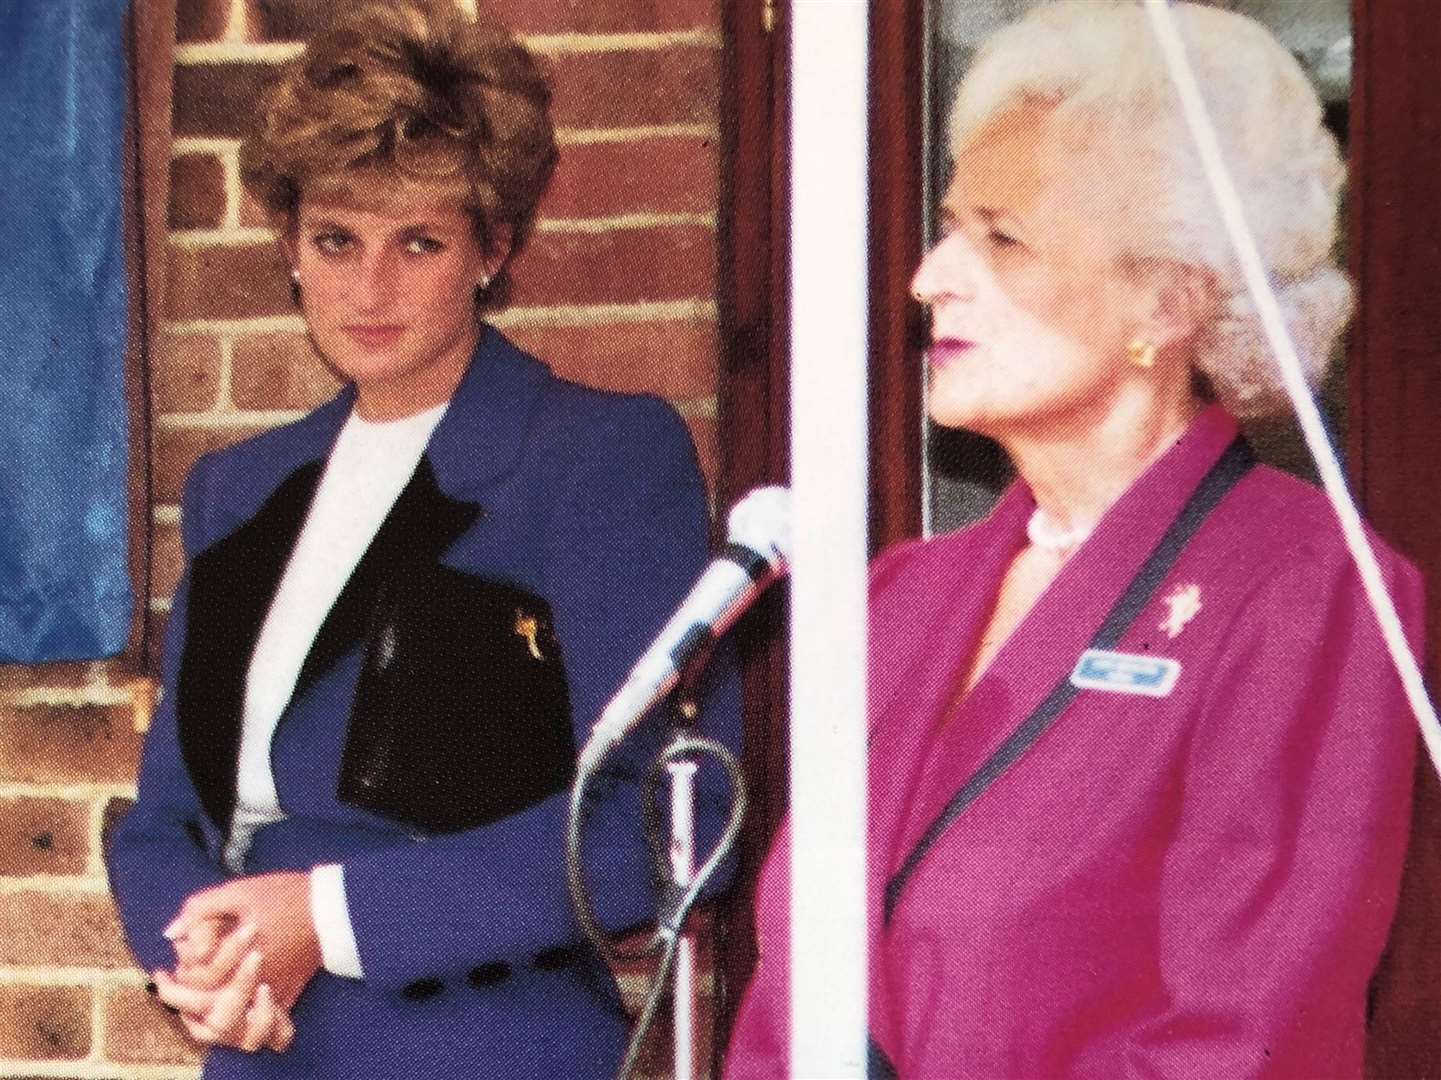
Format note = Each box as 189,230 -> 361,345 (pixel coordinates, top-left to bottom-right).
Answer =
726,485 -> 792,571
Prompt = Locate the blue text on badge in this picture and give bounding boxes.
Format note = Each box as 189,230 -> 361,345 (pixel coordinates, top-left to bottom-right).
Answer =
1070,649 -> 1181,698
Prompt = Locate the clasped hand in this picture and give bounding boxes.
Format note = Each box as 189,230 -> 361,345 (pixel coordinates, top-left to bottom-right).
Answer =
151,871 -> 322,1054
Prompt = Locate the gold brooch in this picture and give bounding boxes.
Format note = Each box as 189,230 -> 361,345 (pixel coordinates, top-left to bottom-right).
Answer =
514,610 -> 544,660
1159,584 -> 1202,640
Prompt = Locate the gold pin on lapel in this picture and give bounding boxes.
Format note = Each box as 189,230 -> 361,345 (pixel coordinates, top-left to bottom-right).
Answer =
1159,584 -> 1202,639
514,610 -> 544,660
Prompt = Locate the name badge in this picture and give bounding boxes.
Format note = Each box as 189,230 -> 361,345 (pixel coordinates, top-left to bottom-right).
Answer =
1070,649 -> 1181,698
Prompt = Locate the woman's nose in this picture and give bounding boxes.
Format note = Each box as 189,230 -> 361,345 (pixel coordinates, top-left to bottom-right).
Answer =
911,232 -> 976,306
353,250 -> 396,310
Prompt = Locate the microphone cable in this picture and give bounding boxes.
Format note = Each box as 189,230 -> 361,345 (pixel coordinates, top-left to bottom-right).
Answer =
566,724 -> 748,1079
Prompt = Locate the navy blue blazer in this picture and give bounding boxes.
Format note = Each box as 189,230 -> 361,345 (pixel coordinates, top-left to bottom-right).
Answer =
107,328 -> 741,1078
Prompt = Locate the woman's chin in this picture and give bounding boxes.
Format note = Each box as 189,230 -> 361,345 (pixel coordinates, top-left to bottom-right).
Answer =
926,392 -> 997,435
320,347 -> 416,389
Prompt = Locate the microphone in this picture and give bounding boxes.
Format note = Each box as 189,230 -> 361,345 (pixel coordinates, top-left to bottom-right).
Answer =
578,486 -> 791,771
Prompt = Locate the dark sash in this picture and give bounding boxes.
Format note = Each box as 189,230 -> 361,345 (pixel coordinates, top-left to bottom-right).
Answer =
868,1035 -> 900,1079
864,438 -> 1255,1077
883,436 -> 1256,925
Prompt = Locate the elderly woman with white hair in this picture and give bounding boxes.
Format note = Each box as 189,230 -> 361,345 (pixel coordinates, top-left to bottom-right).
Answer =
727,3 -> 1421,1077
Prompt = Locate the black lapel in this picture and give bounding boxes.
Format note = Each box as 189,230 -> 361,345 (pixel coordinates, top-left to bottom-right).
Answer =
174,454 -> 479,835
176,461 -> 324,832
289,454 -> 480,702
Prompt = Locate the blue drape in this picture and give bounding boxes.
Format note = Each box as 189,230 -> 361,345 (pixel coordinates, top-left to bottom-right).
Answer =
0,0 -> 132,661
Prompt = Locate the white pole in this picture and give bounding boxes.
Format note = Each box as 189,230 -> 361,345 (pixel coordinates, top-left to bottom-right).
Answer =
788,3 -> 870,1078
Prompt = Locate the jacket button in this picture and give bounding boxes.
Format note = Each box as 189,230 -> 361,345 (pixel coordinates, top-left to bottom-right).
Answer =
533,946 -> 577,972
400,977 -> 444,1001
467,962 -> 512,988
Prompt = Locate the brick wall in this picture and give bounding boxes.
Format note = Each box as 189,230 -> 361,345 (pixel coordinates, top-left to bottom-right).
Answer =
0,0 -> 725,1075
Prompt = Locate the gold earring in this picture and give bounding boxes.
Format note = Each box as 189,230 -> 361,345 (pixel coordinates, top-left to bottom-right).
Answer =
1127,338 -> 1157,369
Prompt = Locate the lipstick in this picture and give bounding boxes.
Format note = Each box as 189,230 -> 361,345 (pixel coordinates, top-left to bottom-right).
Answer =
927,338 -> 976,369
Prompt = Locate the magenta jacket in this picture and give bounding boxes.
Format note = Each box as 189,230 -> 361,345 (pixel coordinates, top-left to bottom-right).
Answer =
728,406 -> 1422,1079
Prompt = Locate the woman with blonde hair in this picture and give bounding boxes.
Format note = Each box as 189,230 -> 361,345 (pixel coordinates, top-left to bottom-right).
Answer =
729,3 -> 1418,1076
107,2 -> 738,1075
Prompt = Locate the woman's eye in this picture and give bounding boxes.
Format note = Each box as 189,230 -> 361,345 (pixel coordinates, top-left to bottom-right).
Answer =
405,236 -> 444,255
987,228 -> 1021,249
313,232 -> 350,255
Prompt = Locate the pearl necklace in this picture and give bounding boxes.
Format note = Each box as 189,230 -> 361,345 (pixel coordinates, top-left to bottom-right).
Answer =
1026,507 -> 1094,553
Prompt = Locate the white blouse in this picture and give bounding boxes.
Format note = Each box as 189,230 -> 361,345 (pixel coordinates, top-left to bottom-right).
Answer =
223,401 -> 447,977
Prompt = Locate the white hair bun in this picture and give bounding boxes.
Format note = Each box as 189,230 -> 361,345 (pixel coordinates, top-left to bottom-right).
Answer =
1195,267 -> 1353,419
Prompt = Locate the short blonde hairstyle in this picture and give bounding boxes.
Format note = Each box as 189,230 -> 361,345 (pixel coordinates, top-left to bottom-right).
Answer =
240,0 -> 557,303
951,1 -> 1349,417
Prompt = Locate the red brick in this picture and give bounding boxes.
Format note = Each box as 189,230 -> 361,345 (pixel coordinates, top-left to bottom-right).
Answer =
0,703 -> 142,786
103,986 -> 204,1066
550,46 -> 719,130
153,426 -> 262,505
175,46 -> 718,139
682,412 -> 718,495
231,333 -> 343,411
246,0 -> 327,42
165,241 -> 292,321
0,986 -> 90,1060
500,0 -> 720,34
0,662 -> 92,696
0,798 -> 89,877
173,64 -> 277,139
152,333 -> 223,413
176,0 -> 231,44
510,224 -> 715,308
613,998 -> 718,1077
0,892 -> 132,967
144,612 -> 173,676
249,0 -> 719,42
169,153 -> 227,230
505,320 -> 716,398
101,798 -> 134,865
609,912 -> 717,1069
152,523 -> 185,602
544,135 -> 718,219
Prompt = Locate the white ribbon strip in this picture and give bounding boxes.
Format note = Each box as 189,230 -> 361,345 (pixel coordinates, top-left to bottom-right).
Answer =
1144,0 -> 1441,776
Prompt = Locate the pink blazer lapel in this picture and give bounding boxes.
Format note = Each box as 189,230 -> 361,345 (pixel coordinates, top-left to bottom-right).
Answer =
887,406 -> 1245,893
866,487 -> 1030,871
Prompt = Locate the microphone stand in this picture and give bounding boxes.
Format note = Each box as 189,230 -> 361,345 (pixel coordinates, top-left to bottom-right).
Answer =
656,638 -> 717,1080
566,641 -> 747,1080
662,689 -> 702,1080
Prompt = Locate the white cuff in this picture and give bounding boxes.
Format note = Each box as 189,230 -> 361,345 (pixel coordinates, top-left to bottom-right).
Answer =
308,863 -> 364,979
